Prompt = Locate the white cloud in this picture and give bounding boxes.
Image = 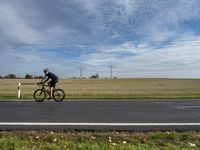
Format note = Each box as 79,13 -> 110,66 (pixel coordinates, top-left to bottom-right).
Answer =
104,42 -> 150,54
80,35 -> 200,77
0,4 -> 45,45
141,0 -> 200,42
82,53 -> 117,66
0,0 -> 199,45
121,40 -> 200,77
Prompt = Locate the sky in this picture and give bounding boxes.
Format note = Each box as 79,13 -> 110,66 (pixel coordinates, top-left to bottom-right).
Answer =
0,0 -> 200,78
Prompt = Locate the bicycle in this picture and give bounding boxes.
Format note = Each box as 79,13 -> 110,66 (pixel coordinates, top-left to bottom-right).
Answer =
33,84 -> 65,102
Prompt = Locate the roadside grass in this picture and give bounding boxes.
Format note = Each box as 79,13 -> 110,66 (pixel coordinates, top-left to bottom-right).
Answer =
1,78 -> 200,100
0,131 -> 199,149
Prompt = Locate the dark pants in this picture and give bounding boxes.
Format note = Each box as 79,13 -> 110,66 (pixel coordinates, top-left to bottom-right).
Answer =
48,79 -> 58,87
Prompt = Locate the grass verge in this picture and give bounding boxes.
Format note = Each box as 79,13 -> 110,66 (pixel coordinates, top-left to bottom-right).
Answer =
0,131 -> 199,149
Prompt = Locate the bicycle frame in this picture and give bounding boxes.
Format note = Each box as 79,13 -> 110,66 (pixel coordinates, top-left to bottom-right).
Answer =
40,84 -> 51,96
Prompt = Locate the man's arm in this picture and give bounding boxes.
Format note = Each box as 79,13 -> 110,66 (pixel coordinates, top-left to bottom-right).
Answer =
40,75 -> 49,84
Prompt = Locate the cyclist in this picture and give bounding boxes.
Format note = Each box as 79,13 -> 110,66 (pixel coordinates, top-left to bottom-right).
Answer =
39,69 -> 59,99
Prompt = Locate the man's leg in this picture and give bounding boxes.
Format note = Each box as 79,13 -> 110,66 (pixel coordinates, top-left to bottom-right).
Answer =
49,80 -> 56,99
50,86 -> 54,98
48,86 -> 52,99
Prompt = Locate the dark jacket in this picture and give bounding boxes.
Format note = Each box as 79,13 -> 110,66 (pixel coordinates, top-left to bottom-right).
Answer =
41,72 -> 58,84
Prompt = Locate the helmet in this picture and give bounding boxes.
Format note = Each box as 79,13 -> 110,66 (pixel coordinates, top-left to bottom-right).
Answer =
43,68 -> 49,74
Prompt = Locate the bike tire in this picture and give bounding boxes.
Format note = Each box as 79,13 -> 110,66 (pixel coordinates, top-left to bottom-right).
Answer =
33,89 -> 46,102
53,89 -> 65,102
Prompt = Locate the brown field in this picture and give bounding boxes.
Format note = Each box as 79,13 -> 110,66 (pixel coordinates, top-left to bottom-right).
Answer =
0,78 -> 200,100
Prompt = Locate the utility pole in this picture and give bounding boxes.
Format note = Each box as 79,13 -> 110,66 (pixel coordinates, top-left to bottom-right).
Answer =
80,66 -> 83,78
108,65 -> 114,78
79,65 -> 85,79
31,72 -> 36,78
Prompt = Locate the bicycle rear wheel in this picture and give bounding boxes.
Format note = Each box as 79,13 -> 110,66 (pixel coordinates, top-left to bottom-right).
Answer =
33,89 -> 46,102
53,89 -> 65,102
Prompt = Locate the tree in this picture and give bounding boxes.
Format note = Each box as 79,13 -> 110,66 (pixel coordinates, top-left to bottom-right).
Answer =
4,74 -> 16,79
25,74 -> 33,79
89,74 -> 99,79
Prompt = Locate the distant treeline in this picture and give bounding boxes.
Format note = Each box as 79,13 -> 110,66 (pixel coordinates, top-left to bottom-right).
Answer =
0,73 -> 117,79
0,74 -> 43,79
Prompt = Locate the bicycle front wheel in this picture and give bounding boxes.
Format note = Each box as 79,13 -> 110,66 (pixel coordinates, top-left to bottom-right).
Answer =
33,89 -> 46,102
53,89 -> 65,102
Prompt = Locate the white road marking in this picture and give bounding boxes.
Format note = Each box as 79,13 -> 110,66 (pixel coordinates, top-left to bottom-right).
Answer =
172,106 -> 200,110
174,106 -> 200,108
0,123 -> 200,126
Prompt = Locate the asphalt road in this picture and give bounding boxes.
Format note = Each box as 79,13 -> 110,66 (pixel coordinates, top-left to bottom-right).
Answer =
1,99 -> 200,131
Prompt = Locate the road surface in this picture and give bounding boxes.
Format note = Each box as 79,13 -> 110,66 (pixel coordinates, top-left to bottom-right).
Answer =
0,100 -> 200,131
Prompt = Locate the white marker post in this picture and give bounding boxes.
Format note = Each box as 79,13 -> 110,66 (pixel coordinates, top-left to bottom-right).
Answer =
17,83 -> 21,99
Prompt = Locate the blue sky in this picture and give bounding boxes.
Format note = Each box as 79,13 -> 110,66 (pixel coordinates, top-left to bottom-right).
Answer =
0,0 -> 200,78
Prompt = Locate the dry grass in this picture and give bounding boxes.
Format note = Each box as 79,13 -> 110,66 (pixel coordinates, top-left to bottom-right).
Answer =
1,78 -> 200,99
